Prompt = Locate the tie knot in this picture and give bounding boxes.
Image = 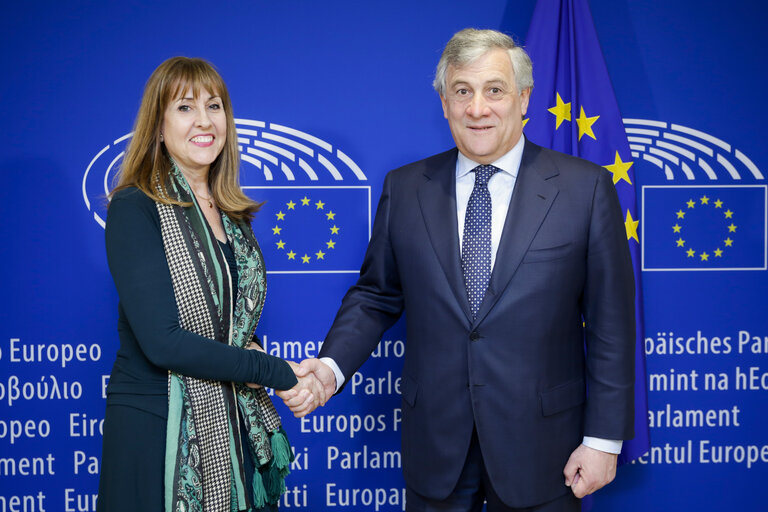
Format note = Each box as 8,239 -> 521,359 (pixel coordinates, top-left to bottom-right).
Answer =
473,165 -> 500,186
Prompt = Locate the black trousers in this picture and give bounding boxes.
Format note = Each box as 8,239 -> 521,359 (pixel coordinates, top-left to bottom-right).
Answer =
405,429 -> 580,512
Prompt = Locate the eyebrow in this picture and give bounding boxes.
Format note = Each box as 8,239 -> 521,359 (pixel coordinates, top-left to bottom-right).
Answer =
448,79 -> 509,90
177,95 -> 222,104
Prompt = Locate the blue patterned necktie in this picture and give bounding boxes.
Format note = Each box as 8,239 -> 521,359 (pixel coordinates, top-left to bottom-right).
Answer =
462,164 -> 500,319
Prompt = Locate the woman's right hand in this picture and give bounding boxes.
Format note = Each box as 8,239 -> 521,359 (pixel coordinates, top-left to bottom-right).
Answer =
274,361 -> 326,418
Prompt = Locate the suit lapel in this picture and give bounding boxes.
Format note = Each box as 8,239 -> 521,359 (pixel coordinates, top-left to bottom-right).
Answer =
474,141 -> 560,326
416,149 -> 474,324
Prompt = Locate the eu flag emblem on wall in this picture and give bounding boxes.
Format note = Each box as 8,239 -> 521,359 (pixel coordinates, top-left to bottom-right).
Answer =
643,185 -> 767,271
245,186 -> 371,274
524,0 -> 650,463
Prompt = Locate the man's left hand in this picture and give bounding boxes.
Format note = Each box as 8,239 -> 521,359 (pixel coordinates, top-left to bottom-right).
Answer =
563,444 -> 618,498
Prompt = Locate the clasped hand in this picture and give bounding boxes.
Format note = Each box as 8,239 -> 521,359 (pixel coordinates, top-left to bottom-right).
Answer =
243,342 -> 335,418
278,359 -> 337,418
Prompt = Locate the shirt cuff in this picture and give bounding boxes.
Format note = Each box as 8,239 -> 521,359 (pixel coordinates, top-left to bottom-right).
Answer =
319,357 -> 345,393
582,437 -> 623,454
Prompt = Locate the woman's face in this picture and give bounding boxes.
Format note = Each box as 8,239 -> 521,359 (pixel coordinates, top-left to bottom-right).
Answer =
161,86 -> 227,176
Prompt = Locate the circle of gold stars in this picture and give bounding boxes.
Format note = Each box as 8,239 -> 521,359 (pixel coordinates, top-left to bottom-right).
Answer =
272,195 -> 340,263
672,195 -> 736,261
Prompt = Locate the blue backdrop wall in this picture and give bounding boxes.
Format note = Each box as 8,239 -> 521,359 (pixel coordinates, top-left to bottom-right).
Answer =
2,1 -> 766,511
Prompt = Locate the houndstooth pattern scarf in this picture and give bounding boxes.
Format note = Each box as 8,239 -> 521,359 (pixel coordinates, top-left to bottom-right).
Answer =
157,166 -> 291,512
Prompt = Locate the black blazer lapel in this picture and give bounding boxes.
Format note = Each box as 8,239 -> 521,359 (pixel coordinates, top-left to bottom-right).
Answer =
416,149 -> 474,324
474,141 -> 560,325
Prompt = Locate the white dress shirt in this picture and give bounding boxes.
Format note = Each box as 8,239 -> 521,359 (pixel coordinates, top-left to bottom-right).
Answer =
321,136 -> 622,454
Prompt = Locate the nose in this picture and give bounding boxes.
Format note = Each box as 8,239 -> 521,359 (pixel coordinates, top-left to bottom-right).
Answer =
195,107 -> 212,128
466,94 -> 489,118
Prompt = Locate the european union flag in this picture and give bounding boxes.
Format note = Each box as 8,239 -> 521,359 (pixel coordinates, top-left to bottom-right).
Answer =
523,0 -> 650,463
244,186 -> 371,274
643,185 -> 767,271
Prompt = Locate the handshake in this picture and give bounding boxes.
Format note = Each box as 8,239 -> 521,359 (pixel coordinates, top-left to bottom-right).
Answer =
278,359 -> 337,418
244,342 -> 337,417
243,350 -> 335,419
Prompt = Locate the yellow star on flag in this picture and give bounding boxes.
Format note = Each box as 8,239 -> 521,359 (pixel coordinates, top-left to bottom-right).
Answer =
276,240 -> 285,249
625,210 -> 639,243
686,249 -> 696,258
676,210 -> 686,219
576,106 -> 599,141
272,225 -> 282,235
547,93 -> 571,129
676,238 -> 685,247
724,238 -> 733,247
330,225 -> 340,234
276,211 -> 285,220
301,254 -> 311,264
700,252 -> 710,261
724,210 -> 734,219
672,224 -> 682,233
604,152 -> 633,186
728,223 -> 737,232
686,199 -> 696,209
315,250 -> 326,260
714,248 -> 723,257
287,250 -> 296,260
315,200 -> 325,210
301,196 -> 311,206
326,239 -> 336,249
523,118 -> 530,128
326,211 -> 336,220
700,195 -> 710,205
287,200 -> 296,210
714,199 -> 723,208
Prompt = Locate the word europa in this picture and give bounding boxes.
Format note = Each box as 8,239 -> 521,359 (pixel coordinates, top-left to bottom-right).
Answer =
645,330 -> 768,355
5,338 -> 102,367
326,484 -> 405,512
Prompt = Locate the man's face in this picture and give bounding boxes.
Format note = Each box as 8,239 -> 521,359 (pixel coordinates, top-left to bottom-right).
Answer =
440,48 -> 531,164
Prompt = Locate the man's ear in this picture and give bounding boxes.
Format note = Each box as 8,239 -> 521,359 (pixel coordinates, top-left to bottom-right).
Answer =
440,94 -> 449,119
520,87 -> 532,117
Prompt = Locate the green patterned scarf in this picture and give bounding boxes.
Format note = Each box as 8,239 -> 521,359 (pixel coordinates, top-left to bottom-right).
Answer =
156,165 -> 291,511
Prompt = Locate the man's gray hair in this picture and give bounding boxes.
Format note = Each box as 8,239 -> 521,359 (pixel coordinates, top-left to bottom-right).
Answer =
433,28 -> 534,96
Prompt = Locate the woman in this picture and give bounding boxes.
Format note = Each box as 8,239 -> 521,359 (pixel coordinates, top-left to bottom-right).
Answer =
97,57 -> 316,512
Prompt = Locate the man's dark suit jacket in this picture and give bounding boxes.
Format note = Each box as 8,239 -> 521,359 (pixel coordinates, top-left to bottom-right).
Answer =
319,140 -> 636,507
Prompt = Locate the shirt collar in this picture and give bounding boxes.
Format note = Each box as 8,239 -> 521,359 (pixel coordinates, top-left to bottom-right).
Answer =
456,134 -> 526,179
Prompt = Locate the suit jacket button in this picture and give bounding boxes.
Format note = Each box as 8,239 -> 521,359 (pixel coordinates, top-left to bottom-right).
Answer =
469,331 -> 480,341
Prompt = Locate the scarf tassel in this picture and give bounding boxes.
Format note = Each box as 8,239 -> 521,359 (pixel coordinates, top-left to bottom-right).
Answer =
270,427 -> 292,473
250,427 -> 292,508
267,427 -> 292,501
250,469 -> 268,509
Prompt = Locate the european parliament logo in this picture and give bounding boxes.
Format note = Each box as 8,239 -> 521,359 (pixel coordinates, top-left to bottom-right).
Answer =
82,119 -> 371,274
624,119 -> 767,271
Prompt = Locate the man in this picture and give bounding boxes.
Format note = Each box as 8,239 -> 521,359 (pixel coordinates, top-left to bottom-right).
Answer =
286,28 -> 635,511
